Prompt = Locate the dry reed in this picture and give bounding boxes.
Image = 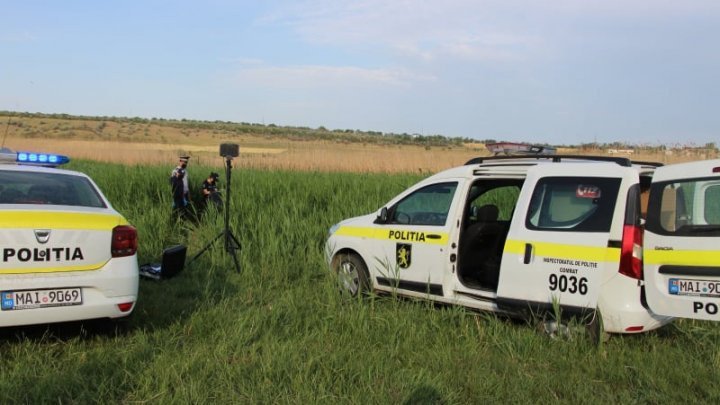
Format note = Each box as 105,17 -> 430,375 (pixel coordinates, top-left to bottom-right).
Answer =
2,114 -> 712,173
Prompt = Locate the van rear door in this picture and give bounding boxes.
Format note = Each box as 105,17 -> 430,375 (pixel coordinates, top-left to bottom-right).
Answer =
644,159 -> 720,320
496,163 -> 635,317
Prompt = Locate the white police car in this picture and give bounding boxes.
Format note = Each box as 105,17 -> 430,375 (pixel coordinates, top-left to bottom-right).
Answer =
0,149 -> 139,328
327,155 -> 720,334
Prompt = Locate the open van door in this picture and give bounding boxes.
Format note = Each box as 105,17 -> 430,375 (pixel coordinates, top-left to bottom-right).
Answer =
644,159 -> 720,321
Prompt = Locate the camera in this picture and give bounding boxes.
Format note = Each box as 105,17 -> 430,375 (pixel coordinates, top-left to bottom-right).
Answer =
219,143 -> 240,158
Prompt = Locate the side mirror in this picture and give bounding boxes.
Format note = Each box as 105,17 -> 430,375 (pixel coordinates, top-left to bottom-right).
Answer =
376,207 -> 388,224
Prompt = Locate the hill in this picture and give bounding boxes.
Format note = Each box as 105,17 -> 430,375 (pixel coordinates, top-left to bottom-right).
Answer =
1,111 -> 715,172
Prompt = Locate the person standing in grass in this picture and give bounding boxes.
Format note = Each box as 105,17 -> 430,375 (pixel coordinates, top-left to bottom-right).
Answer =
170,155 -> 191,217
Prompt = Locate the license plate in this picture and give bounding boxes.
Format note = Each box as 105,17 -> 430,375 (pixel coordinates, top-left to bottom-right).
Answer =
1,288 -> 83,311
669,278 -> 720,298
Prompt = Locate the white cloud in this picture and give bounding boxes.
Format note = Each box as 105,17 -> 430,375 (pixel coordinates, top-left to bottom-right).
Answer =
229,62 -> 434,89
262,0 -> 545,63
262,0 -> 720,65
541,0 -> 720,16
0,31 -> 35,43
221,57 -> 265,66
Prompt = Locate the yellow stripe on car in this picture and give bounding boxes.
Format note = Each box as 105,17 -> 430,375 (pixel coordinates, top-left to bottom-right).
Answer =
0,261 -> 110,275
0,211 -> 125,230
645,249 -> 720,267
335,226 -> 448,245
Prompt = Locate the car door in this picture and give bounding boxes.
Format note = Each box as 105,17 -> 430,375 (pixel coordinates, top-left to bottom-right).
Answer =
373,180 -> 463,297
644,159 -> 720,320
496,163 -> 636,317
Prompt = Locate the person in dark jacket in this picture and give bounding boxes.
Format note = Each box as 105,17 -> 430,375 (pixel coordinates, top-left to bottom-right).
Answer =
201,172 -> 222,211
170,156 -> 191,218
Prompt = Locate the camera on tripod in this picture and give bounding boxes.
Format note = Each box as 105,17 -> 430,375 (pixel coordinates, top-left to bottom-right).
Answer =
190,143 -> 242,272
220,143 -> 240,158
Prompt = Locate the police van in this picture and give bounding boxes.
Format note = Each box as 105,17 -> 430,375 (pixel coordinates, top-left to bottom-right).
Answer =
326,155 -> 720,334
0,149 -> 139,328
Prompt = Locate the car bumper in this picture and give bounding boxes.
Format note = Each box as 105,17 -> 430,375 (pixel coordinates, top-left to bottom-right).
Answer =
0,255 -> 138,327
598,273 -> 674,334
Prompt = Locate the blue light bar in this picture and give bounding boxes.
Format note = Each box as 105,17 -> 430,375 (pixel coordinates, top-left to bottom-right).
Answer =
15,151 -> 70,166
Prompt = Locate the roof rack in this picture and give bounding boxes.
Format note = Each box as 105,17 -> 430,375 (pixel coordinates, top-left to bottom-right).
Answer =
630,160 -> 664,168
465,155 -> 635,167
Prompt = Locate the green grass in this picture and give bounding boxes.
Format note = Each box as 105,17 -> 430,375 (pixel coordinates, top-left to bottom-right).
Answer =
1,161 -> 719,403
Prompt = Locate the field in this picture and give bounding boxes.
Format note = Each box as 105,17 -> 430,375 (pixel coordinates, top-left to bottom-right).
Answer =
1,159 -> 719,403
2,113 -> 714,172
0,113 -> 490,172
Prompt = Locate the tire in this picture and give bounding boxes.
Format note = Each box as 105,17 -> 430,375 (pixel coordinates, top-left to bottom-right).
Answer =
585,308 -> 610,345
332,253 -> 370,298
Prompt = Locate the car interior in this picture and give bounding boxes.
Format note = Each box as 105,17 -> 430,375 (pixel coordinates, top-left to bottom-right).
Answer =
458,180 -> 522,291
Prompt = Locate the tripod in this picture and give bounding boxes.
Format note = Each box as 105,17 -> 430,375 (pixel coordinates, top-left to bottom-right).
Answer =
190,155 -> 241,272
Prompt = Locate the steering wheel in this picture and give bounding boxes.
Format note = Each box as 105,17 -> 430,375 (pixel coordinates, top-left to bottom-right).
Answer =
411,212 -> 445,225
395,212 -> 411,224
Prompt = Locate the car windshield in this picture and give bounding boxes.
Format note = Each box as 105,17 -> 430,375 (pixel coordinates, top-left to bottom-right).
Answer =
0,169 -> 106,208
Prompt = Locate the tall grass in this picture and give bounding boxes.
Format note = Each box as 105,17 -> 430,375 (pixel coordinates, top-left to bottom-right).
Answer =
1,161 -> 719,403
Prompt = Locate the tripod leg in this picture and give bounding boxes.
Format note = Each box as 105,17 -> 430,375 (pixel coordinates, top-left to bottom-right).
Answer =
227,231 -> 242,250
223,230 -> 241,273
189,231 -> 224,264
228,244 -> 241,273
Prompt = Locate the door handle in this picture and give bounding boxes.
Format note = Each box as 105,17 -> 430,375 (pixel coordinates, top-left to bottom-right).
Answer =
523,243 -> 533,264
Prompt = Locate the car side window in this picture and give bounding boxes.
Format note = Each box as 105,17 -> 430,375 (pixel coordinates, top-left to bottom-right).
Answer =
526,177 -> 620,232
469,185 -> 521,221
646,178 -> 720,236
704,184 -> 720,224
390,182 -> 458,226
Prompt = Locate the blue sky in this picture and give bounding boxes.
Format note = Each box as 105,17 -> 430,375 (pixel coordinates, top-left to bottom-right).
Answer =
1,0 -> 719,146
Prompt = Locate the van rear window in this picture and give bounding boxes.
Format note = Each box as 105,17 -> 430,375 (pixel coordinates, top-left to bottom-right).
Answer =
646,178 -> 720,237
0,170 -> 106,208
526,177 -> 621,232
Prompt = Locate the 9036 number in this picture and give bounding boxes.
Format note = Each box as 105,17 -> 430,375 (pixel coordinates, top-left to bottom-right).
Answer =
549,274 -> 588,295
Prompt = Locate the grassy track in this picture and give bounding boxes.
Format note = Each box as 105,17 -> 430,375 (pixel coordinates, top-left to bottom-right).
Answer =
1,161 -> 719,403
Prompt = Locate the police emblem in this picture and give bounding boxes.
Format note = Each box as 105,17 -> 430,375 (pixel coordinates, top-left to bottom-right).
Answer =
396,243 -> 412,269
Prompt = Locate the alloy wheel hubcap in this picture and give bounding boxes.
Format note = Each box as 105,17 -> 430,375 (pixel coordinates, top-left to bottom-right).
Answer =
339,260 -> 359,295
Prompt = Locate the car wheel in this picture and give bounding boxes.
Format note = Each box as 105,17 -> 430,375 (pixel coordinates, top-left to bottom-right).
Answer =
332,253 -> 370,297
585,308 -> 610,345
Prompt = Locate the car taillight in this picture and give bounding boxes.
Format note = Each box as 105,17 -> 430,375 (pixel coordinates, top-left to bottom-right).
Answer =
619,224 -> 643,279
117,302 -> 134,312
619,183 -> 644,280
112,225 -> 138,257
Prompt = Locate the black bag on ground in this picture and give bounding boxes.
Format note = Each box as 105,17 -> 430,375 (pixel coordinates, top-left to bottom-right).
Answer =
139,245 -> 187,280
